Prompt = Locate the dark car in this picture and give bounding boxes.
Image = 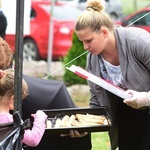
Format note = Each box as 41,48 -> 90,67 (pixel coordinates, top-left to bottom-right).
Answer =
116,5 -> 150,32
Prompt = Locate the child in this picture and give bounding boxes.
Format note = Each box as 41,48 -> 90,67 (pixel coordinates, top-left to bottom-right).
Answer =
0,69 -> 47,147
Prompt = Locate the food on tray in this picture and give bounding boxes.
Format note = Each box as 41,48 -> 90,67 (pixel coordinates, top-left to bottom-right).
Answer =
46,113 -> 108,128
46,120 -> 52,128
71,119 -> 83,126
59,115 -> 70,127
76,114 -> 106,125
66,115 -> 76,127
55,118 -> 61,128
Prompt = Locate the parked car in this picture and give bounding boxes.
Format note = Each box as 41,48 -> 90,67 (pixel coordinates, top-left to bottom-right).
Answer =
116,5 -> 150,32
58,0 -> 123,21
5,0 -> 82,61
105,0 -> 123,21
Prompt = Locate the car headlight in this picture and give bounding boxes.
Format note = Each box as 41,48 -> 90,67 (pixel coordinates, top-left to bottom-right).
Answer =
59,27 -> 70,34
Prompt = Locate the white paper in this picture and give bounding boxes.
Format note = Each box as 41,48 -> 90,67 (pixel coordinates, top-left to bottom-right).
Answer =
66,65 -> 131,99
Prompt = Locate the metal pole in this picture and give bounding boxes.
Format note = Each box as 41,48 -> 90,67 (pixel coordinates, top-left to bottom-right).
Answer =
14,0 -> 24,115
47,0 -> 55,74
133,0 -> 137,11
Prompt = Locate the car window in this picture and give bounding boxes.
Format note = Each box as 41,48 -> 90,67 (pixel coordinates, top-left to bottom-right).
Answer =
144,13 -> 150,25
128,11 -> 150,26
30,8 -> 37,19
79,0 -> 86,2
53,6 -> 81,20
41,5 -> 82,20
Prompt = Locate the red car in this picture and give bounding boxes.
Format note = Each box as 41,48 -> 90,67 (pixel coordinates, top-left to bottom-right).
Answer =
5,0 -> 82,61
116,5 -> 150,32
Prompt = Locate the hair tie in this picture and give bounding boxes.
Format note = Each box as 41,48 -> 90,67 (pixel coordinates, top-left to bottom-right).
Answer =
87,6 -> 94,10
87,6 -> 98,11
0,70 -> 5,79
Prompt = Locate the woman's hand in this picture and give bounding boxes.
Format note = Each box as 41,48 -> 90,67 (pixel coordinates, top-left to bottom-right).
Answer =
60,130 -> 88,138
123,90 -> 150,109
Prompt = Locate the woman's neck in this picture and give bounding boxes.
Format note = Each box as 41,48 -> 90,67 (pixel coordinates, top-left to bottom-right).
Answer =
101,32 -> 119,66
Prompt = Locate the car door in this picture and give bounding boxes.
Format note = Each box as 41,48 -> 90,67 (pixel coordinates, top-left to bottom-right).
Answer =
124,11 -> 150,32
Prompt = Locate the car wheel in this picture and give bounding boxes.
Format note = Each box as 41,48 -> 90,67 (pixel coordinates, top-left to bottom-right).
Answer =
23,39 -> 40,61
110,13 -> 118,21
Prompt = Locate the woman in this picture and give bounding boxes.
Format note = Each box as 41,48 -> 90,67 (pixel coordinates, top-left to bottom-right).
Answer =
74,0 -> 150,149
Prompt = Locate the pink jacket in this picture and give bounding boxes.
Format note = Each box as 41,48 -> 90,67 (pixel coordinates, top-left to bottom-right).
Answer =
0,110 -> 47,147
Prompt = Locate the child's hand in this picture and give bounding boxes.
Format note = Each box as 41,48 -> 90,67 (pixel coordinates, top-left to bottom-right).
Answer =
31,110 -> 47,121
31,113 -> 35,118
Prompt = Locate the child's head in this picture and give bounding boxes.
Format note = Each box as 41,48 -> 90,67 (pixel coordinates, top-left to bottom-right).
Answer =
0,69 -> 28,110
0,37 -> 14,70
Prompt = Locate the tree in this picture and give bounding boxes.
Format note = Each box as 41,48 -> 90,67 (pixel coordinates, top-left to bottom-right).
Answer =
62,32 -> 87,86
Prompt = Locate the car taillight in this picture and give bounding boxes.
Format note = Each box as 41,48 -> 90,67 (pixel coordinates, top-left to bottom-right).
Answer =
59,27 -> 70,34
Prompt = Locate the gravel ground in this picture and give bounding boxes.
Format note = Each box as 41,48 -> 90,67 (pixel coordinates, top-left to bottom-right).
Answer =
23,60 -> 64,79
23,60 -> 90,107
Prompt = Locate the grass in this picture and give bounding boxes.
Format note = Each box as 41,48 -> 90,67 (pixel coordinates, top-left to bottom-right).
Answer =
92,132 -> 110,150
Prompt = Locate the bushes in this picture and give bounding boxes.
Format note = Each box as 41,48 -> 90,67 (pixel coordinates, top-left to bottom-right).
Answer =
62,32 -> 87,86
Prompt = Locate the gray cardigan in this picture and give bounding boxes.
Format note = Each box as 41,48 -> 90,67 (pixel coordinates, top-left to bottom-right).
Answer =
86,26 -> 150,150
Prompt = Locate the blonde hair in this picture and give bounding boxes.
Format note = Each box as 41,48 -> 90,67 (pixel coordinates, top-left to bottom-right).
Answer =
75,0 -> 114,32
0,69 -> 28,99
0,37 -> 14,70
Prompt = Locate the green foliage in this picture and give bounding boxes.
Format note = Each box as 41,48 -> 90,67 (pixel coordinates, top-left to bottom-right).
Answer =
120,0 -> 150,15
62,32 -> 87,86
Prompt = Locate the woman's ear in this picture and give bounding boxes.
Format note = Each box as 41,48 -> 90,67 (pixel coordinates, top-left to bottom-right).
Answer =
9,95 -> 14,110
101,28 -> 108,38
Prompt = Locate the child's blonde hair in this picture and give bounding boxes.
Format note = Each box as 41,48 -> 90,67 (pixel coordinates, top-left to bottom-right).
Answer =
0,69 -> 28,99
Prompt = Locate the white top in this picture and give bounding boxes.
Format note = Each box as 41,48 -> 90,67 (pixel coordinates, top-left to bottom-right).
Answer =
102,57 -> 123,86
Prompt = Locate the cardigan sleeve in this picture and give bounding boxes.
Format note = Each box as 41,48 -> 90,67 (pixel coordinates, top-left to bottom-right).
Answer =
135,32 -> 150,71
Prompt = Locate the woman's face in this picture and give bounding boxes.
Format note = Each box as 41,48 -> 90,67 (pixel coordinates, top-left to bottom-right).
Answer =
76,27 -> 108,55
